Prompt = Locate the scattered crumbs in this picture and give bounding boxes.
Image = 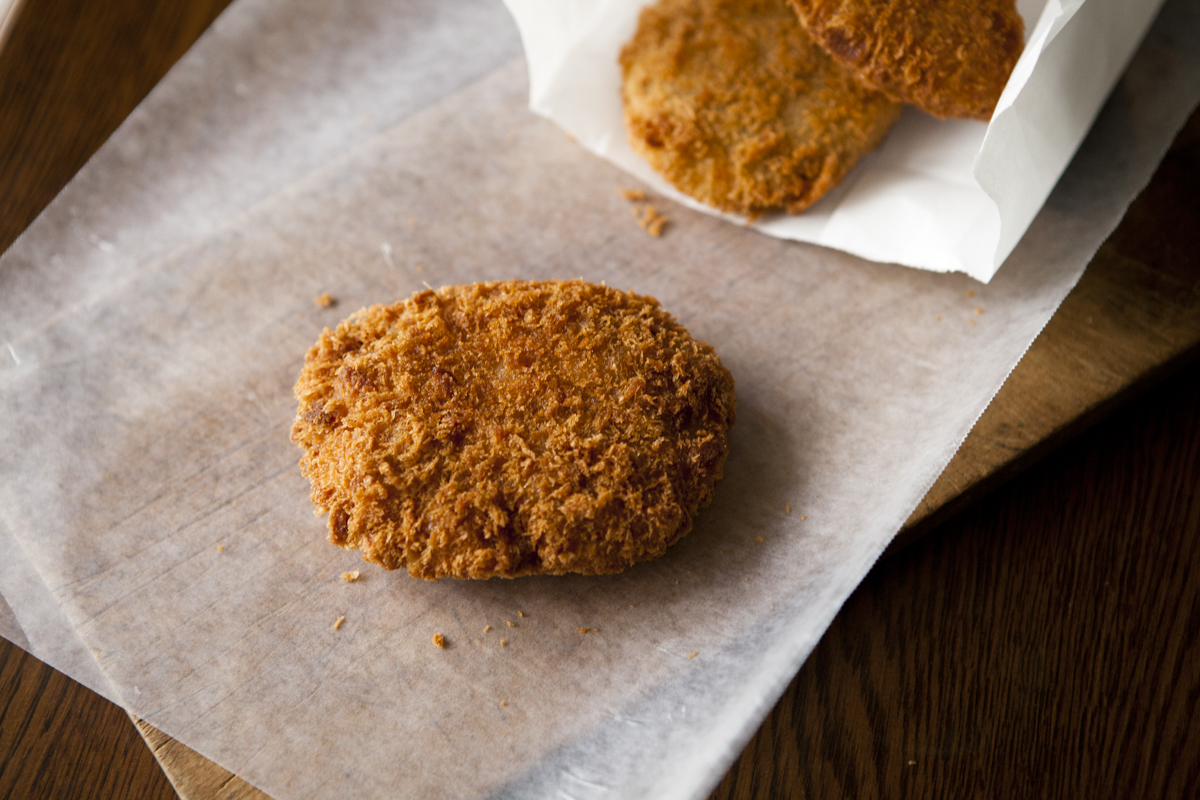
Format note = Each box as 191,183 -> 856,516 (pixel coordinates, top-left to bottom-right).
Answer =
687,652 -> 699,659
744,578 -> 749,583
968,318 -> 976,326
801,515 -> 807,520
506,620 -> 516,628
508,131 -> 516,141
675,580 -> 679,585
216,544 -> 224,553
500,701 -> 508,707
619,188 -> 646,201
341,570 -> 360,583
786,504 -> 791,514
408,218 -> 416,225
934,315 -> 942,322
416,265 -> 424,272
907,760 -> 917,766
314,292 -> 335,308
484,625 -> 492,633
433,633 -> 446,648
517,610 -> 526,618
974,306 -> 984,315
333,615 -> 346,630
577,627 -> 598,634
631,204 -> 668,236
756,537 -> 764,543
966,289 -> 975,297
500,640 -> 509,647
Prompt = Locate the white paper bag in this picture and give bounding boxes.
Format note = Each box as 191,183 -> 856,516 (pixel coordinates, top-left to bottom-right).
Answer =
503,0 -> 1166,281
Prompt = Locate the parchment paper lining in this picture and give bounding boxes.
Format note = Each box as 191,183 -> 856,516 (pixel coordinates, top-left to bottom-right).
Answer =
1,0 -> 1198,798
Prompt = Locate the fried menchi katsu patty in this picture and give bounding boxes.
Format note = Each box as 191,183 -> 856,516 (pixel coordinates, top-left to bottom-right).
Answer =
290,280 -> 736,580
788,0 -> 1025,120
620,0 -> 902,218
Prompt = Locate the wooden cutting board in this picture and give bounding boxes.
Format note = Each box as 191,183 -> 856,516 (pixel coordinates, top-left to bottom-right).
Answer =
128,107 -> 1200,800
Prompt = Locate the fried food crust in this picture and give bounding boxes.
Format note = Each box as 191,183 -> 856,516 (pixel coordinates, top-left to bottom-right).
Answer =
290,280 -> 736,580
620,0 -> 902,218
789,0 -> 1025,120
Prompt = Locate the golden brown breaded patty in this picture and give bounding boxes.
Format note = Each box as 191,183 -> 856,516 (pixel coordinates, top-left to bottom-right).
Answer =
620,0 -> 902,218
789,0 -> 1024,120
290,280 -> 736,580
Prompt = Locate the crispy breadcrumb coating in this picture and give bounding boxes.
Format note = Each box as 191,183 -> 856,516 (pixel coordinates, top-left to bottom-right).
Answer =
789,0 -> 1024,120
291,280 -> 736,580
620,0 -> 901,218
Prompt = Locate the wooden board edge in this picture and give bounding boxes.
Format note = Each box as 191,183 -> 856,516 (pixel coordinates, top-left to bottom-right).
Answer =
130,713 -> 273,800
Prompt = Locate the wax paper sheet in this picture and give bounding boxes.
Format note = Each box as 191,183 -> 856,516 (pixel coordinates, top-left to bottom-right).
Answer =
1,0 -> 1198,799
504,0 -> 1166,282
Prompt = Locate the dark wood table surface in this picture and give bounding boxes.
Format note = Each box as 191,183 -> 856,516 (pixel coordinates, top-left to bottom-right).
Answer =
2,1 -> 1197,798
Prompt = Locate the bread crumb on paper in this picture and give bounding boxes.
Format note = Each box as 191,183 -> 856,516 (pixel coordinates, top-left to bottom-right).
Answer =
631,204 -> 668,236
756,536 -> 764,543
333,615 -> 346,630
500,640 -> 509,647
619,188 -> 646,201
968,318 -> 976,326
974,306 -> 984,315
785,504 -> 791,514
517,610 -> 526,618
506,620 -> 516,628
500,701 -> 508,707
483,625 -> 492,633
966,290 -> 975,298
216,544 -> 224,552
341,570 -> 360,582
801,515 -> 807,520
314,292 -> 335,308
577,627 -> 598,634
687,652 -> 699,659
433,633 -> 446,648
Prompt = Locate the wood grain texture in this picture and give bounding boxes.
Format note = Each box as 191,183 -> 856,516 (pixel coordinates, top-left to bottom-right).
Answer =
710,357 -> 1200,800
0,0 -> 234,255
895,107 -> 1200,550
0,638 -> 177,800
0,0 -> 1198,797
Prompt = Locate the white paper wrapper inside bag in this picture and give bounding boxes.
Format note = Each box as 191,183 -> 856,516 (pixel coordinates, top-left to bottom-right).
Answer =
503,0 -> 1166,282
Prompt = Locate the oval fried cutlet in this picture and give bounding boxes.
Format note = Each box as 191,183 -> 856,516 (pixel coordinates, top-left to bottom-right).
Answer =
290,280 -> 736,580
620,0 -> 902,218
789,0 -> 1025,120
